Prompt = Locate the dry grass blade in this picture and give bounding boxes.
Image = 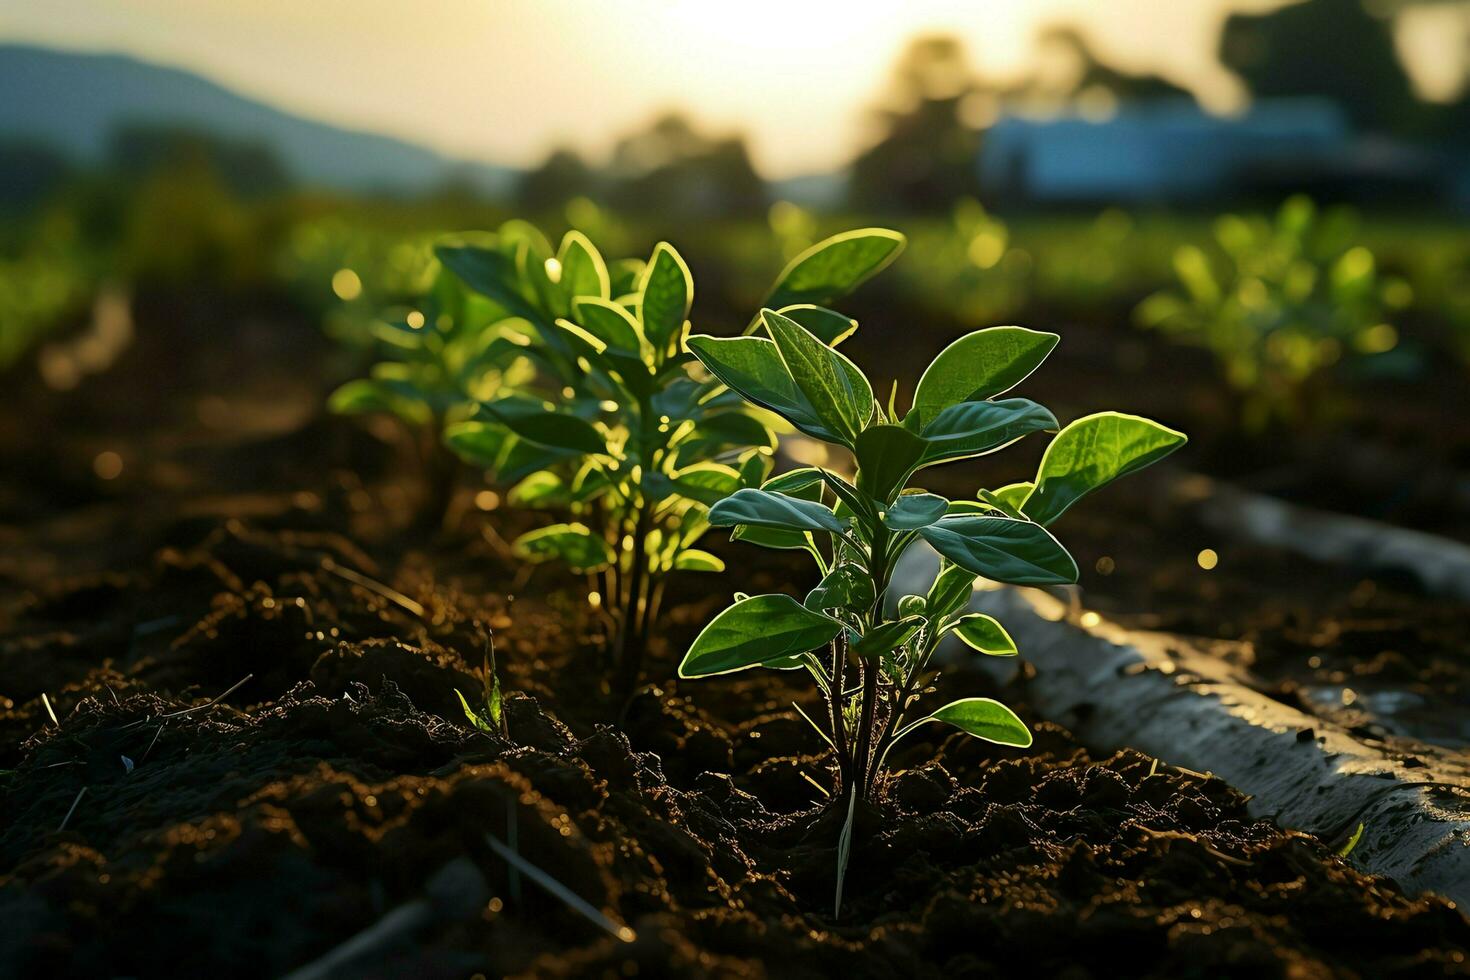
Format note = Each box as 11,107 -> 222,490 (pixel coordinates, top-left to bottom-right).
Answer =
320,558 -> 426,619
160,674 -> 254,719
57,786 -> 87,832
483,832 -> 635,943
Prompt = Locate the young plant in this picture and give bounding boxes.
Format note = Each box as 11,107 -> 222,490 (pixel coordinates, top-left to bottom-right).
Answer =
328,263 -> 533,525
434,223 -> 906,687
679,309 -> 1186,811
1135,195 -> 1412,428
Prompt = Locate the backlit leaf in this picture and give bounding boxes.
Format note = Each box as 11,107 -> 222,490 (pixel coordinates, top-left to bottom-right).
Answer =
639,242 -> 693,353
911,327 -> 1059,419
766,228 -> 906,308
948,614 -> 1017,656
883,492 -> 949,531
709,488 -> 847,533
1021,412 -> 1187,526
918,515 -> 1078,586
929,698 -> 1031,746
762,308 -> 872,446
513,523 -> 614,572
679,594 -> 842,677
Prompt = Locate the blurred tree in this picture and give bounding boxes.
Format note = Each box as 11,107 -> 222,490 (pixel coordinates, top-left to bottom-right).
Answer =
0,141 -> 73,215
517,147 -> 598,212
106,125 -> 290,198
605,113 -> 765,219
849,35 -> 988,213
1220,0 -> 1418,133
1031,25 -> 1194,105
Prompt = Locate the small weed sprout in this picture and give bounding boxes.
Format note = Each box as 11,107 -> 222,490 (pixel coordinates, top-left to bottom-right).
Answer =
680,308 -> 1186,809
434,222 -> 905,686
1136,194 -> 1413,428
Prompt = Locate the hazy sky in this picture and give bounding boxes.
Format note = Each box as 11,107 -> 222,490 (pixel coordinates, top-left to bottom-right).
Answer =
2,0 -> 1465,176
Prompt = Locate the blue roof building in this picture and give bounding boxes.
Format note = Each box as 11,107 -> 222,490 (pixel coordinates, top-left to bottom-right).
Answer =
979,98 -> 1353,204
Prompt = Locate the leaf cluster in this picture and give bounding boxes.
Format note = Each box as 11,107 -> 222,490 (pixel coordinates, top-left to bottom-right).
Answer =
422,221 -> 906,677
680,309 -> 1186,802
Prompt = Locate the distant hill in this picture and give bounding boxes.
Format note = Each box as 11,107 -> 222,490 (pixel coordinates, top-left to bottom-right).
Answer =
0,44 -> 515,195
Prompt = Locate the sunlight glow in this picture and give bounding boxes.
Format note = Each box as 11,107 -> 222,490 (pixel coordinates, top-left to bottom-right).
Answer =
2,0 -> 1462,177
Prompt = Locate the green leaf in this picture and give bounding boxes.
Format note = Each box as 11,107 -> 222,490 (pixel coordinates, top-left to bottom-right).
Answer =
483,397 -> 607,455
572,297 -> 642,354
737,449 -> 773,488
805,563 -> 875,613
328,379 -> 430,424
674,549 -> 725,572
948,614 -> 1017,656
608,257 -> 644,296
709,488 -> 847,533
897,594 -> 927,618
679,594 -> 842,677
854,424 -> 927,502
556,231 -> 610,301
766,228 -> 906,308
775,304 -> 858,346
686,334 -> 841,443
929,698 -> 1031,746
1021,412 -> 1188,526
851,616 -> 926,658
730,470 -> 823,551
762,308 -> 872,446
763,467 -> 824,495
1337,822 -> 1365,858
443,421 -> 512,468
507,470 -> 568,508
495,437 -> 580,484
675,411 -> 776,461
925,561 -> 976,618
918,398 -> 1058,467
639,242 -> 693,353
883,492 -> 949,531
455,689 -> 495,733
513,523 -> 614,572
985,483 -> 1033,516
436,244 -> 541,324
732,524 -> 814,552
667,463 -> 742,507
911,327 -> 1059,419
816,470 -> 880,529
918,516 -> 1078,586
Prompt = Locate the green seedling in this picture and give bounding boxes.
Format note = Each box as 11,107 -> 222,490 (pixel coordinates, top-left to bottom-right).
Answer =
1136,194 -> 1413,428
456,635 -> 505,735
328,261 -> 533,524
680,309 -> 1186,811
435,222 -> 905,688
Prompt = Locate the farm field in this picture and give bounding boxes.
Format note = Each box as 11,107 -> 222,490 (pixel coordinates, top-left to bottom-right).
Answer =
4,3 -> 1470,976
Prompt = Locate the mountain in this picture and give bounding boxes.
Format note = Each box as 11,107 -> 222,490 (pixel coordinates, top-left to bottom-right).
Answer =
0,44 -> 515,195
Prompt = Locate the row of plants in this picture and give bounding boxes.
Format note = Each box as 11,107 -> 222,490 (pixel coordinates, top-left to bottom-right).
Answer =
8,174 -> 1465,436
0,209 -> 98,371
329,219 -> 1186,908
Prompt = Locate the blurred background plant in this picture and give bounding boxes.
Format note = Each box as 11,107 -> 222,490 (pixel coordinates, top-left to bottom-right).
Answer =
3,0 -> 1469,444
1135,195 -> 1415,428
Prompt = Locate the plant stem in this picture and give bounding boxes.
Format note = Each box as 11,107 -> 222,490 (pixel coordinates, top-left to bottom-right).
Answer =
829,634 -> 850,800
614,500 -> 652,694
851,655 -> 879,802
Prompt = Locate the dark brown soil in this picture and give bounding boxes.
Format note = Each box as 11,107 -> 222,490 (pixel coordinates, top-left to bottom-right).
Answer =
1,289 -> 1468,978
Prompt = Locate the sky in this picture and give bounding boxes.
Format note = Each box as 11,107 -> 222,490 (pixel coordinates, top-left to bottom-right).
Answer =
2,0 -> 1466,177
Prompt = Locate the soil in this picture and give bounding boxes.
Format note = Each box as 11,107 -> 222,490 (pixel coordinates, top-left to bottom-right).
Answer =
1,287 -> 1468,978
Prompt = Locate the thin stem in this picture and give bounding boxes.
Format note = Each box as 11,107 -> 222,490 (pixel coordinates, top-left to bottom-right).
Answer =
615,501 -> 653,693
828,634 -> 851,799
851,655 -> 880,802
